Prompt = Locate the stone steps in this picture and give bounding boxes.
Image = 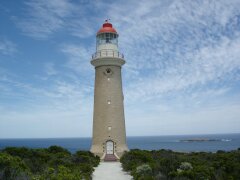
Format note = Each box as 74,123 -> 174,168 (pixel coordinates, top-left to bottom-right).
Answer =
104,154 -> 117,161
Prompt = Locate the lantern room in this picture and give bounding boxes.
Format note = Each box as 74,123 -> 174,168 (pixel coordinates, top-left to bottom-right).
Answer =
96,20 -> 119,52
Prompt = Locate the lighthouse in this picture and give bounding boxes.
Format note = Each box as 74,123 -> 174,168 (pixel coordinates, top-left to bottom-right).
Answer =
90,20 -> 128,160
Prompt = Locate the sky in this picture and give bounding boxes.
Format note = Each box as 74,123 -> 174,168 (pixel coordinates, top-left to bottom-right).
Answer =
0,0 -> 240,138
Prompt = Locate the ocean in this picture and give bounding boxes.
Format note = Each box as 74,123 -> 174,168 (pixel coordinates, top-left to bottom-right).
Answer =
0,133 -> 239,153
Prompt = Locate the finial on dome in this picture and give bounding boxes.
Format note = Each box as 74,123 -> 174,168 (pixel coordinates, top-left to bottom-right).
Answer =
105,19 -> 110,23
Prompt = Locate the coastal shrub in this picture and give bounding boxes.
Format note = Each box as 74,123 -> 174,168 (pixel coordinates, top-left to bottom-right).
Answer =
155,171 -> 167,180
41,165 -> 82,180
2,147 -> 51,173
2,147 -> 33,159
47,145 -> 71,155
158,156 -> 179,176
73,151 -> 100,167
134,164 -> 153,180
150,149 -> 181,176
120,148 -> 240,180
178,162 -> 193,171
120,149 -> 154,172
0,152 -> 31,179
0,146 -> 100,180
71,151 -> 100,179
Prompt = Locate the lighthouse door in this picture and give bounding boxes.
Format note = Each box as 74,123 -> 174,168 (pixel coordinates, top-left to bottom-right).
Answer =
106,141 -> 114,154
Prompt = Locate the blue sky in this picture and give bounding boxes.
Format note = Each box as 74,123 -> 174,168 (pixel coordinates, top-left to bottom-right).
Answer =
0,0 -> 240,138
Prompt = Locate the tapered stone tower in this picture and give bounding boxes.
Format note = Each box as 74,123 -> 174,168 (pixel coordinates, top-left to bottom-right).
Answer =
90,20 -> 128,160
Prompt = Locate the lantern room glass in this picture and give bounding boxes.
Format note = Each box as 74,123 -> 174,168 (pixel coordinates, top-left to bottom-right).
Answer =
97,33 -> 118,46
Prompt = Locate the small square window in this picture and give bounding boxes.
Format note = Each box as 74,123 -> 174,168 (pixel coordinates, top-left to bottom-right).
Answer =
103,68 -> 113,77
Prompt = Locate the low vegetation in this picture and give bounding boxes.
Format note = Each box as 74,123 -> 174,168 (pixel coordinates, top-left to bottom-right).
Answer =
0,146 -> 100,180
120,148 -> 240,180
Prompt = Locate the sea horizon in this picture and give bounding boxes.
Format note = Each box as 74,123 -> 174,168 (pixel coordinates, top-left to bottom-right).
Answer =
1,133 -> 239,153
1,132 -> 239,139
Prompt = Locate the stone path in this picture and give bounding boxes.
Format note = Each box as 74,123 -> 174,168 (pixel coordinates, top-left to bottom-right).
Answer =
92,162 -> 132,180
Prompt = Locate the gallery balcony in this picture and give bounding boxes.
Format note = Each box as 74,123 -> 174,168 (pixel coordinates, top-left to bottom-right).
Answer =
92,50 -> 124,60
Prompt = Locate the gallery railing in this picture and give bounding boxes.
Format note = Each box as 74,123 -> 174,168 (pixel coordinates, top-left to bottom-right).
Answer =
92,50 -> 124,59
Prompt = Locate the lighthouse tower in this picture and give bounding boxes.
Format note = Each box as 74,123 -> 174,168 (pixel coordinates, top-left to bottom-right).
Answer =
90,20 -> 128,160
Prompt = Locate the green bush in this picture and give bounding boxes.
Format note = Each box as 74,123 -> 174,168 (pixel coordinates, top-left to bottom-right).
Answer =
0,152 -> 31,180
120,149 -> 154,172
121,148 -> 240,180
47,145 -> 71,155
134,164 -> 153,179
0,146 -> 100,180
178,162 -> 193,171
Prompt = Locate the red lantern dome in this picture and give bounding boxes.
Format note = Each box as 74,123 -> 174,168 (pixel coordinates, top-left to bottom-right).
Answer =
97,20 -> 117,34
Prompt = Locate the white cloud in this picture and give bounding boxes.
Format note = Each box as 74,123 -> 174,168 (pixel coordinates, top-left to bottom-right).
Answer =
126,100 -> 240,136
0,106 -> 92,138
124,36 -> 240,102
89,0 -> 240,105
0,39 -> 17,55
0,70 -> 94,138
104,0 -> 240,69
15,0 -> 101,39
68,18 -> 96,38
16,0 -> 76,39
45,62 -> 58,76
60,43 -> 94,74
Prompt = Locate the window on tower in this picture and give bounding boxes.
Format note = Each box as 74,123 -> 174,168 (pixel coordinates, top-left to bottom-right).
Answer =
103,68 -> 113,77
106,68 -> 111,74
